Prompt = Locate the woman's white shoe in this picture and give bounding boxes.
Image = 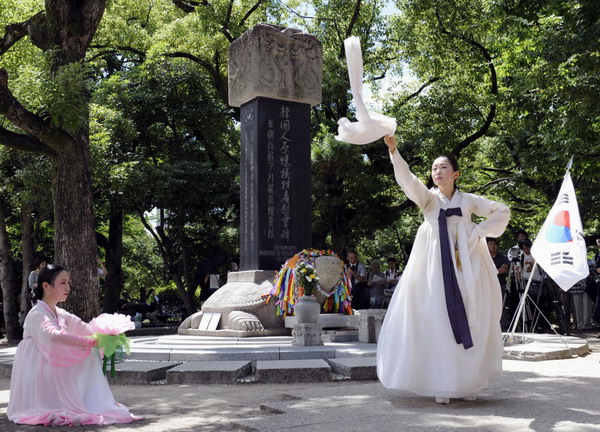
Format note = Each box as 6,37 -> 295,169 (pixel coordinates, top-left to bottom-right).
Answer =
463,394 -> 477,401
435,397 -> 450,405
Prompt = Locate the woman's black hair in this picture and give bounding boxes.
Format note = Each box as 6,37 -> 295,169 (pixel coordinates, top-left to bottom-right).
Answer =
32,264 -> 66,303
33,255 -> 48,269
515,229 -> 529,239
437,154 -> 460,172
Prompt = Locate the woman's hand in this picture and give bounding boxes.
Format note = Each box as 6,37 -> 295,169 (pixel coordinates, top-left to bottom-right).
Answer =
384,135 -> 397,154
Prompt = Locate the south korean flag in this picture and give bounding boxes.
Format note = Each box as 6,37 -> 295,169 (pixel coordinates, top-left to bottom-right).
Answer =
531,170 -> 589,291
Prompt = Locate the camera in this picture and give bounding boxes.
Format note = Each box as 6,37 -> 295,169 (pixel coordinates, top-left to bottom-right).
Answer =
509,246 -> 521,262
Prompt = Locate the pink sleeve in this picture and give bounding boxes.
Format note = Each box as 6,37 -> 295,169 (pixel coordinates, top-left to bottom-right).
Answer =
31,310 -> 95,367
63,310 -> 93,337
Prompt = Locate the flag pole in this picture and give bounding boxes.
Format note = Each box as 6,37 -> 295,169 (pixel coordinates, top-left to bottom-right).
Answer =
566,156 -> 573,172
507,157 -> 571,337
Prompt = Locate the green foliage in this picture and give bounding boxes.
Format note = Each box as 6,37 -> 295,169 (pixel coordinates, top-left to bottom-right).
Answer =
38,61 -> 93,131
120,215 -> 170,297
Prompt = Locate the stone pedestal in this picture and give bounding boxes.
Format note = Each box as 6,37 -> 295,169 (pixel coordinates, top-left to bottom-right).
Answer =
284,313 -> 359,329
292,323 -> 324,346
358,309 -> 387,343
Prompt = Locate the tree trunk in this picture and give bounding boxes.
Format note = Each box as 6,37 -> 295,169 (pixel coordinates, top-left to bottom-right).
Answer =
102,201 -> 123,313
327,175 -> 348,253
177,221 -> 197,316
0,2 -> 108,323
171,269 -> 195,318
0,198 -> 22,341
54,133 -> 99,322
19,205 -> 34,326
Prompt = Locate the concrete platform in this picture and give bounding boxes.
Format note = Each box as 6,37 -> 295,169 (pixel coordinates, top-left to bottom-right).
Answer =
0,332 -> 589,385
503,333 -> 589,361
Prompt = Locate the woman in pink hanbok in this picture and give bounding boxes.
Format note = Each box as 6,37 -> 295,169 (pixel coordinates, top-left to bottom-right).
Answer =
8,264 -> 141,426
377,135 -> 510,405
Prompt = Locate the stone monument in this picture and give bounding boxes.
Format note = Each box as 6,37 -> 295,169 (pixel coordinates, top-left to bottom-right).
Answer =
179,24 -> 323,336
230,23 -> 322,270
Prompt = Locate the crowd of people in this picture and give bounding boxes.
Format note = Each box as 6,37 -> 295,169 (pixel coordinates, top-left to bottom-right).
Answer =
343,250 -> 401,310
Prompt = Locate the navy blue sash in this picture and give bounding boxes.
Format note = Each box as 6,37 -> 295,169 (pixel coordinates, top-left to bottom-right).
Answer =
439,207 -> 473,349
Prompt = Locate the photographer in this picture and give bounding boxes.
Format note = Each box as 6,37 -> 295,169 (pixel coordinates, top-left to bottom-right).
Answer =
487,238 -> 510,330
507,229 -> 528,261
345,249 -> 368,309
517,239 -> 551,332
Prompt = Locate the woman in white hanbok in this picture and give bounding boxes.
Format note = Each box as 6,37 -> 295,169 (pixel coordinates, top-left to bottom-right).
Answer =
377,135 -> 510,404
8,264 -> 141,426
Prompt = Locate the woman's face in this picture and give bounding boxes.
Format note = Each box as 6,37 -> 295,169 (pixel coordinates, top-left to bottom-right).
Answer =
43,271 -> 71,303
431,157 -> 459,189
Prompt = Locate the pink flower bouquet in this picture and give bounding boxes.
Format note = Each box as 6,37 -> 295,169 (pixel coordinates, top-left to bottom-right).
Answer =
88,313 -> 135,377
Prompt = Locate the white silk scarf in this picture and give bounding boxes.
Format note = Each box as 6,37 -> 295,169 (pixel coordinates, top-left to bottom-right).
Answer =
335,37 -> 397,145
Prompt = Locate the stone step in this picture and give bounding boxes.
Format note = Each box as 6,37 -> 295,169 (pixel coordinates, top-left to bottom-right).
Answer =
166,360 -> 252,384
107,360 -> 182,385
256,359 -> 332,383
327,357 -> 378,380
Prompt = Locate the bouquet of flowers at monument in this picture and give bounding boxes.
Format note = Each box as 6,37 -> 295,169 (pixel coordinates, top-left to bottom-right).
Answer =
296,260 -> 319,296
268,249 -> 352,316
88,313 -> 135,378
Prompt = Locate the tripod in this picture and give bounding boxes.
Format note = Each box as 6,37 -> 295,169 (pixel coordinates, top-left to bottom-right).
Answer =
505,261 -> 534,333
506,261 -> 569,336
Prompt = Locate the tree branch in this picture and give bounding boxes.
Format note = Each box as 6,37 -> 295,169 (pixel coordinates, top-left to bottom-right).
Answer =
470,177 -> 511,193
435,9 -> 498,158
171,0 -> 206,13
399,77 -> 441,107
239,0 -> 267,28
345,0 -> 363,38
0,126 -> 56,155
163,51 -> 228,106
0,69 -> 70,149
339,0 -> 362,58
0,11 -> 50,55
88,44 -> 147,62
138,209 -> 170,266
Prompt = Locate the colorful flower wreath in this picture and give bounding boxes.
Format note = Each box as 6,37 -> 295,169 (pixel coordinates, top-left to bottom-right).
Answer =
268,249 -> 352,316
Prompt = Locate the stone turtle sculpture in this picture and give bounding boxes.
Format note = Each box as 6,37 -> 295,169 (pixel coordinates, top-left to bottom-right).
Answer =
179,251 -> 351,336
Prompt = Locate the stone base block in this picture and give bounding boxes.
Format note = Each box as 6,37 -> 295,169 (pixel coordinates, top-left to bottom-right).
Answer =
256,359 -> 330,383
107,361 -> 181,385
166,361 -> 252,384
0,362 -> 12,379
358,309 -> 387,343
285,313 -> 358,329
327,357 -> 377,380
225,270 -> 274,284
323,329 -> 359,343
292,323 -> 323,346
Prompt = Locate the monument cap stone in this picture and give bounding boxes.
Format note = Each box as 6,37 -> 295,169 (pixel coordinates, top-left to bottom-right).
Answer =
228,23 -> 323,107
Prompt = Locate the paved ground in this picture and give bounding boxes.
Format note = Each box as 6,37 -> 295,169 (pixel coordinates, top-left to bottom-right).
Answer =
1,333 -> 600,431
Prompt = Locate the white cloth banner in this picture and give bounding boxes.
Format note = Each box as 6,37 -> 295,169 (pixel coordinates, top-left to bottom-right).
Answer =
530,172 -> 588,291
335,37 -> 397,145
